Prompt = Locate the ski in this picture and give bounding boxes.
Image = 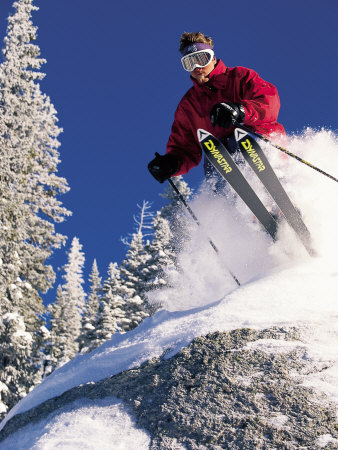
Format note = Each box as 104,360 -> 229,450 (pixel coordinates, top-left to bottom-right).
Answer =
234,128 -> 314,256
198,129 -> 278,241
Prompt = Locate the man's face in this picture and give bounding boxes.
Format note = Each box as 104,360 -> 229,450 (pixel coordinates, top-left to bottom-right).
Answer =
190,56 -> 217,84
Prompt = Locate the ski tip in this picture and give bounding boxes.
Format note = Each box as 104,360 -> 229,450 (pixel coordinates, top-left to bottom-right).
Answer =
234,128 -> 248,141
197,129 -> 210,142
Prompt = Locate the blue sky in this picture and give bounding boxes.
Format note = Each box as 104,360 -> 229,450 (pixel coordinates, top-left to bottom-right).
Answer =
0,0 -> 337,299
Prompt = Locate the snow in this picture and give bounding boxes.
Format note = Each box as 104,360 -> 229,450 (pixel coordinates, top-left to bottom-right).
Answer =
267,414 -> 289,430
1,129 -> 338,448
316,434 -> 338,448
0,397 -> 151,450
243,338 -> 307,354
0,383 -> 8,394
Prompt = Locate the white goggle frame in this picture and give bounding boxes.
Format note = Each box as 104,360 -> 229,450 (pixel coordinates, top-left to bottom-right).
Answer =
181,49 -> 215,72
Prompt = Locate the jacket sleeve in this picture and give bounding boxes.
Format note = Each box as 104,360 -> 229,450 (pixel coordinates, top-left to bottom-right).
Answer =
166,102 -> 202,176
236,67 -> 281,128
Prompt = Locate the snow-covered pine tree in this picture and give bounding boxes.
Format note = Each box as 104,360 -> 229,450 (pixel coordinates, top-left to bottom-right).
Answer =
0,0 -> 70,309
119,232 -> 150,331
45,285 -> 67,375
78,260 -> 102,354
143,212 -> 175,293
0,0 -> 70,416
159,176 -> 193,254
160,176 -> 193,220
118,200 -> 159,329
94,262 -> 128,347
47,238 -> 85,371
0,313 -> 33,418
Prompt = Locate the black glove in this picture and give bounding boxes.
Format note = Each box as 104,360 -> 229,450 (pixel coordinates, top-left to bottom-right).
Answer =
148,152 -> 179,183
210,102 -> 245,128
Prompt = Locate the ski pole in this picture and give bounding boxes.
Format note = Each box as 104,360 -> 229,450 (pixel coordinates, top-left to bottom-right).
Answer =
236,123 -> 338,184
167,177 -> 241,287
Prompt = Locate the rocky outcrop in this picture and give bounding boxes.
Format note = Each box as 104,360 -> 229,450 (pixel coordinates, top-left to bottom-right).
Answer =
1,327 -> 337,449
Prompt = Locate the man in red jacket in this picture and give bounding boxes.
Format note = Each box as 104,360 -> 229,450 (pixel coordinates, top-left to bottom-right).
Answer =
148,32 -> 285,184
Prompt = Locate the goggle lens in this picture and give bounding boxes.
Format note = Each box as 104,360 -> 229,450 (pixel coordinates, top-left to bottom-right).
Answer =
181,50 -> 214,72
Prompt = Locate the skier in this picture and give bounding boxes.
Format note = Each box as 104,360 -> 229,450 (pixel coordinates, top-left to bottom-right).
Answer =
148,31 -> 285,185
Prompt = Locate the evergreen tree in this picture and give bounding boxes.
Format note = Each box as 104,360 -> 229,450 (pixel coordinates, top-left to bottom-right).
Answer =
132,177 -> 193,314
119,232 -> 150,331
78,260 -> 102,354
0,313 -> 33,418
62,237 -> 86,311
0,0 -> 70,307
0,0 -> 70,416
143,212 -> 175,292
94,262 -> 128,345
160,176 -> 193,253
45,285 -> 68,375
47,238 -> 85,371
160,176 -> 193,220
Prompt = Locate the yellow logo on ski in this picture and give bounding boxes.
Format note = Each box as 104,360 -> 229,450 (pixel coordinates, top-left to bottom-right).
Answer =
204,139 -> 232,174
240,138 -> 265,172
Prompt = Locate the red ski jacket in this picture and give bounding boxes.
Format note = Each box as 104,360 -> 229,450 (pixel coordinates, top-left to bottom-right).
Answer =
166,60 -> 285,176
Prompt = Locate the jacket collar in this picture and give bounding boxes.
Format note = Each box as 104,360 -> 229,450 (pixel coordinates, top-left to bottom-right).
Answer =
190,59 -> 227,88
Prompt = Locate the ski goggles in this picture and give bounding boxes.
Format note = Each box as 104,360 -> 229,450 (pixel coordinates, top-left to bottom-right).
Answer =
181,49 -> 214,72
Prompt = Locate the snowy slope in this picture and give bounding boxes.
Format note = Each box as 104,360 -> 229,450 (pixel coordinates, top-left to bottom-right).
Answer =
0,130 -> 338,448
